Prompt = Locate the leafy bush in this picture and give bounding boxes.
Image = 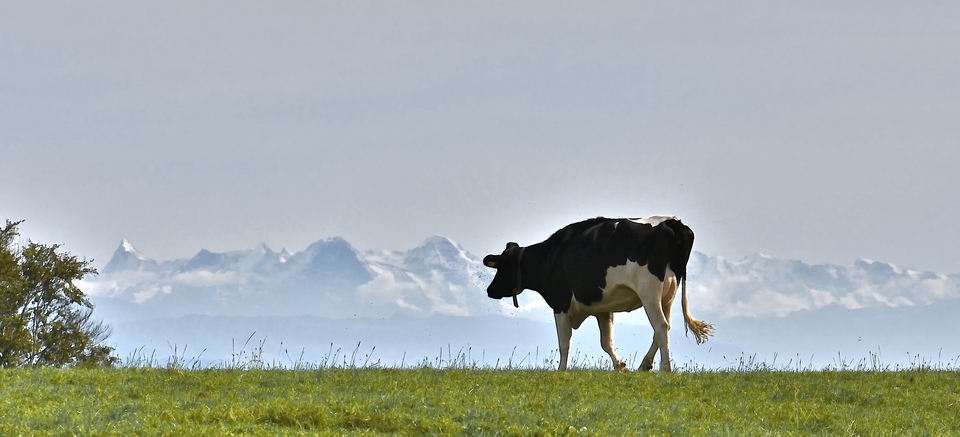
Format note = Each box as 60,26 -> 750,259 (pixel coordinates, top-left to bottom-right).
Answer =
0,220 -> 117,367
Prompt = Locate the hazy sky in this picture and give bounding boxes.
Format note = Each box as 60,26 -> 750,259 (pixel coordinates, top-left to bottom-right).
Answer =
2,1 -> 959,274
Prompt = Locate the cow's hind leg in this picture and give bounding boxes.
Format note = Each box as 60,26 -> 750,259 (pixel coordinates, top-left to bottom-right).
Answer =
639,339 -> 658,371
638,286 -> 672,372
596,313 -> 626,371
554,313 -> 573,371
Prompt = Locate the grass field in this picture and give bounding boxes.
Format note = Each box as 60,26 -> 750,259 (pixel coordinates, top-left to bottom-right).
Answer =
3,364 -> 960,436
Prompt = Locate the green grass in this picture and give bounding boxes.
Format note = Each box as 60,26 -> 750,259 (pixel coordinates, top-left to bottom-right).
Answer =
3,366 -> 960,436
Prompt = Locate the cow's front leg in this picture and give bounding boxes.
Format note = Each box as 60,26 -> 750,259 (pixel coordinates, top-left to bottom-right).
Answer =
596,313 -> 626,371
554,312 -> 573,371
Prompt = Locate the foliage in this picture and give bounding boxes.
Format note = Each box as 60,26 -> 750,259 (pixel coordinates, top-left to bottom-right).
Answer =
0,220 -> 117,367
1,367 -> 959,435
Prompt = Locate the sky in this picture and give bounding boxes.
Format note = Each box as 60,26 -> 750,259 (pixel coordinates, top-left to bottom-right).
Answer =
2,1 -> 959,274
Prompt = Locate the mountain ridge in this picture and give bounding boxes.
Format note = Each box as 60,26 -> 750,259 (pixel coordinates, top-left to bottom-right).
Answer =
85,235 -> 493,321
83,236 -> 960,369
84,235 -> 960,324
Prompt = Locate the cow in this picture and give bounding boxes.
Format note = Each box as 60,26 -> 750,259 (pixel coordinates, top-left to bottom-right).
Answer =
483,216 -> 713,371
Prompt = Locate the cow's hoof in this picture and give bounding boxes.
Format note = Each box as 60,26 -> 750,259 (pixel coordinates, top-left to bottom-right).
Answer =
615,362 -> 628,372
639,357 -> 654,371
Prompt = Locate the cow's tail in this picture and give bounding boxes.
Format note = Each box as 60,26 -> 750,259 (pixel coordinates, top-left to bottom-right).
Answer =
681,277 -> 714,345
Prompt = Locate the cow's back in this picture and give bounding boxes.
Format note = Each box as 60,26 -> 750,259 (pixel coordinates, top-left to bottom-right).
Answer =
543,217 -> 693,309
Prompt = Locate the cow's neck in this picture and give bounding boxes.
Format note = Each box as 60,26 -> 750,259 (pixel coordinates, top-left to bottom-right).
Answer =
516,241 -> 573,314
516,242 -> 550,293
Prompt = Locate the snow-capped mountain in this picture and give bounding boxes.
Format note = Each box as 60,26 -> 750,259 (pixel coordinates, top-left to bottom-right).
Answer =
84,236 -> 960,324
100,239 -> 158,274
687,252 -> 960,320
360,236 -> 491,316
84,235 -> 495,322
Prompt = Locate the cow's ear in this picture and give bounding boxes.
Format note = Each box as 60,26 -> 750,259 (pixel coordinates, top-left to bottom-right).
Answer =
506,242 -> 520,249
483,255 -> 499,268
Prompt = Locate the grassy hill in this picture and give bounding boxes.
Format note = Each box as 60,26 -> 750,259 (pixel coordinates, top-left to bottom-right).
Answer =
3,366 -> 959,435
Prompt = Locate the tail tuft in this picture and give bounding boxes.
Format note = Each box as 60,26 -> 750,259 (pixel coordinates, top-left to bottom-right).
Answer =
681,278 -> 714,345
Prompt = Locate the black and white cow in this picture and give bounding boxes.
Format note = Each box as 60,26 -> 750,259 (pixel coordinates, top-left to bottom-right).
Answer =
483,216 -> 713,371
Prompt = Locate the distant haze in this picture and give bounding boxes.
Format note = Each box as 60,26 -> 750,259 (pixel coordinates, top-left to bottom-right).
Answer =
87,234 -> 960,368
2,2 -> 959,274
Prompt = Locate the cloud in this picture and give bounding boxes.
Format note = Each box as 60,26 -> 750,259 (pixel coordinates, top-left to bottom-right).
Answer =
168,271 -> 239,288
133,285 -> 161,304
76,271 -> 161,297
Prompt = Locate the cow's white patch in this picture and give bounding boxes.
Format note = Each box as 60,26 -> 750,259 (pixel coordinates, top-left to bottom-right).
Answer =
560,261 -> 679,371
628,215 -> 677,227
565,261 -> 667,329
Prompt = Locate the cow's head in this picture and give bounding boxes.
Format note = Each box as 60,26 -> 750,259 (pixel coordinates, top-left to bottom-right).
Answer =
483,242 -> 524,305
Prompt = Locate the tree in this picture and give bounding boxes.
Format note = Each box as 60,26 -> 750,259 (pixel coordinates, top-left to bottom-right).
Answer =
0,220 -> 118,367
